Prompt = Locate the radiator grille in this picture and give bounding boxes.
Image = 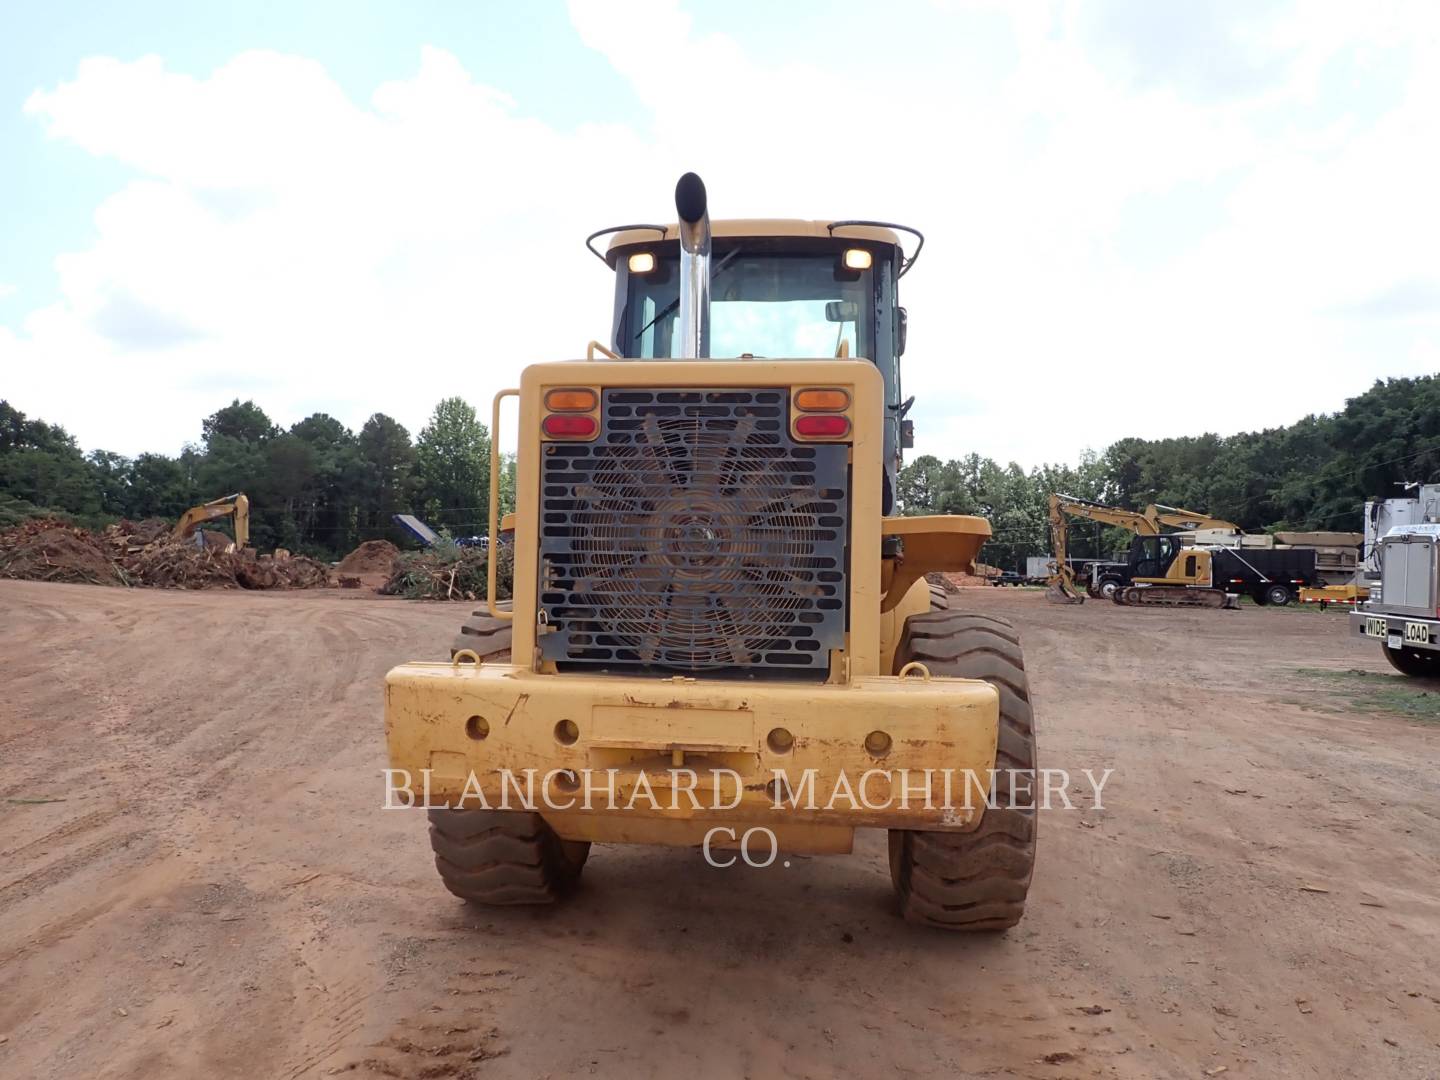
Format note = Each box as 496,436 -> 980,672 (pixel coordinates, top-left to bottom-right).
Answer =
539,388 -> 848,673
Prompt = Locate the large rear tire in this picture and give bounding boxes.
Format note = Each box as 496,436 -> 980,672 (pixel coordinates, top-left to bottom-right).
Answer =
927,578 -> 952,611
428,809 -> 590,905
1384,644 -> 1440,679
887,610 -> 1037,931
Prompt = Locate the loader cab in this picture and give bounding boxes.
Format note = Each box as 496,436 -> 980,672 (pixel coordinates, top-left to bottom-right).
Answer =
597,220 -> 919,494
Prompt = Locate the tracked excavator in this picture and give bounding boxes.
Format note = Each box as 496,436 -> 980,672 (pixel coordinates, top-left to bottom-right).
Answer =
1046,494 -> 1322,608
1044,494 -> 1238,604
172,493 -> 250,552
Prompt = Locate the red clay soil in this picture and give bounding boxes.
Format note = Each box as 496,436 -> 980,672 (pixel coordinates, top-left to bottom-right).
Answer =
337,539 -> 400,575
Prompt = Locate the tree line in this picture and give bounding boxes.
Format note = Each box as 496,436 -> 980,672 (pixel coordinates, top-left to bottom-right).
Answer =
2,373 -> 1435,564
0,397 -> 514,557
898,374 -> 1438,569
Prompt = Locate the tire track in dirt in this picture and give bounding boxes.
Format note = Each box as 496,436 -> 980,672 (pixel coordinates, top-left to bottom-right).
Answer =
3,582 -> 1439,1079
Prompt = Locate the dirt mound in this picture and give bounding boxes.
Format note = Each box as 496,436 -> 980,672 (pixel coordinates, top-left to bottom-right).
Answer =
0,518 -> 330,591
927,568 -> 994,591
0,519 -> 126,586
338,539 -> 400,575
944,571 -> 992,588
926,571 -> 961,594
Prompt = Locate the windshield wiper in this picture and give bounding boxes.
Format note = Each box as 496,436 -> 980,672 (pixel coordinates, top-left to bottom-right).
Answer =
634,247 -> 743,341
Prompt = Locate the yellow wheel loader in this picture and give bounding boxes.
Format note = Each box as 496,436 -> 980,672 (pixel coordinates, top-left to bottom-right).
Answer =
383,175 -> 1037,930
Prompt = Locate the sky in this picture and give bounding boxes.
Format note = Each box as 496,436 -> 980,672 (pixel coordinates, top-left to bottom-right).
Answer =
1,0 -> 1437,467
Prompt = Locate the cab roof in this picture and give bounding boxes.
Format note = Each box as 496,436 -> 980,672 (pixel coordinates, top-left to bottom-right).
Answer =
596,219 -> 916,270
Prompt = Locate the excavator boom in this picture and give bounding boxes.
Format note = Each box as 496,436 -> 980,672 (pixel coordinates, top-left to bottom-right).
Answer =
1149,504 -> 1240,532
173,493 -> 250,550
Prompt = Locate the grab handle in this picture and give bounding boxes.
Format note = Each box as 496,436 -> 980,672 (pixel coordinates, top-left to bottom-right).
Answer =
488,388 -> 520,621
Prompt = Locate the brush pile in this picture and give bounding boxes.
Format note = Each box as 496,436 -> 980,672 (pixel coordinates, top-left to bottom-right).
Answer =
0,519 -> 126,586
382,541 -> 513,601
0,517 -> 331,590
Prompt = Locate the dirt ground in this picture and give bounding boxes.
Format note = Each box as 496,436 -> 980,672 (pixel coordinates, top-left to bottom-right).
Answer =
2,580 -> 1438,1079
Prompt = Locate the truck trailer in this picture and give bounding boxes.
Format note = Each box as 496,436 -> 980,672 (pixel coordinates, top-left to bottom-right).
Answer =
1108,534 -> 1321,607
1351,524 -> 1440,677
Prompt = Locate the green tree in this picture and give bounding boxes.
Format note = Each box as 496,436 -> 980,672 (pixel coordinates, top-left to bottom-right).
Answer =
87,450 -> 132,516
126,453 -> 194,519
0,401 -> 104,519
416,397 -> 490,535
358,413 -> 418,543
202,399 -> 277,446
288,413 -> 363,552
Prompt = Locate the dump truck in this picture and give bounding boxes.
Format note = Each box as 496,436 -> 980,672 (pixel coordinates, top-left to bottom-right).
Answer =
382,175 -> 1038,930
1106,533 -> 1320,607
1352,524 -> 1440,677
1191,528 -> 1362,586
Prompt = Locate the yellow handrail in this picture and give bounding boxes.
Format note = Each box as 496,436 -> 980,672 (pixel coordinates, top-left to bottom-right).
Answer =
488,388 -> 520,621
587,340 -> 620,360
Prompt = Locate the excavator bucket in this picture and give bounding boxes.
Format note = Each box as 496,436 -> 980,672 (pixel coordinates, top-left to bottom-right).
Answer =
1045,578 -> 1086,605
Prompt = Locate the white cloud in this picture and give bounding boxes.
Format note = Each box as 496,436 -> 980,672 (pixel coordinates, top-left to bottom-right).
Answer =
5,1 -> 1439,466
0,283 -> 16,298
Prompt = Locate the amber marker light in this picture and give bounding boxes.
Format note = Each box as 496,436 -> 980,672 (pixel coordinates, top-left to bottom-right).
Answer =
544,388 -> 598,411
794,388 -> 850,411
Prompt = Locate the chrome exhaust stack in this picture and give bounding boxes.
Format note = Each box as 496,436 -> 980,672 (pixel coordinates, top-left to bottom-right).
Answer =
674,172 -> 711,358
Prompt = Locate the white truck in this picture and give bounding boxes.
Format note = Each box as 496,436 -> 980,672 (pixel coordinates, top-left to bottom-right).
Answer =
1352,523 -> 1440,677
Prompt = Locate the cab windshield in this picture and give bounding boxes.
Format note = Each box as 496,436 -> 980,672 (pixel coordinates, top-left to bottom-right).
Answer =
624,250 -> 874,359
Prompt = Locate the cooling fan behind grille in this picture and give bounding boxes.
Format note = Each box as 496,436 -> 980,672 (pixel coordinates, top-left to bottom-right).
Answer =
540,391 -> 848,672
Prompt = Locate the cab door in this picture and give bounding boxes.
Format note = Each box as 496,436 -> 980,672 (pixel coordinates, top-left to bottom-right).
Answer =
1132,536 -> 1168,580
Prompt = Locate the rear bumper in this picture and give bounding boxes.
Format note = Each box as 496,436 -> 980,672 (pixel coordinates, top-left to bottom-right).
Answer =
1351,610 -> 1440,652
383,663 -> 1000,838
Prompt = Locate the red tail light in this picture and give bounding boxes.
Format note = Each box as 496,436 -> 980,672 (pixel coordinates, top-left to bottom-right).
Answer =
542,414 -> 597,438
794,415 -> 850,438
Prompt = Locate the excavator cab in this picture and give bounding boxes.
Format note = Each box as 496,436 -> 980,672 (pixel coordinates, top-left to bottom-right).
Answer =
1131,535 -> 1179,579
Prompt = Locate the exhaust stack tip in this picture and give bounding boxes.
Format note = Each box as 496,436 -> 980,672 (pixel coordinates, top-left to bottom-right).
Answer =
675,172 -> 708,227
673,172 -> 711,358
